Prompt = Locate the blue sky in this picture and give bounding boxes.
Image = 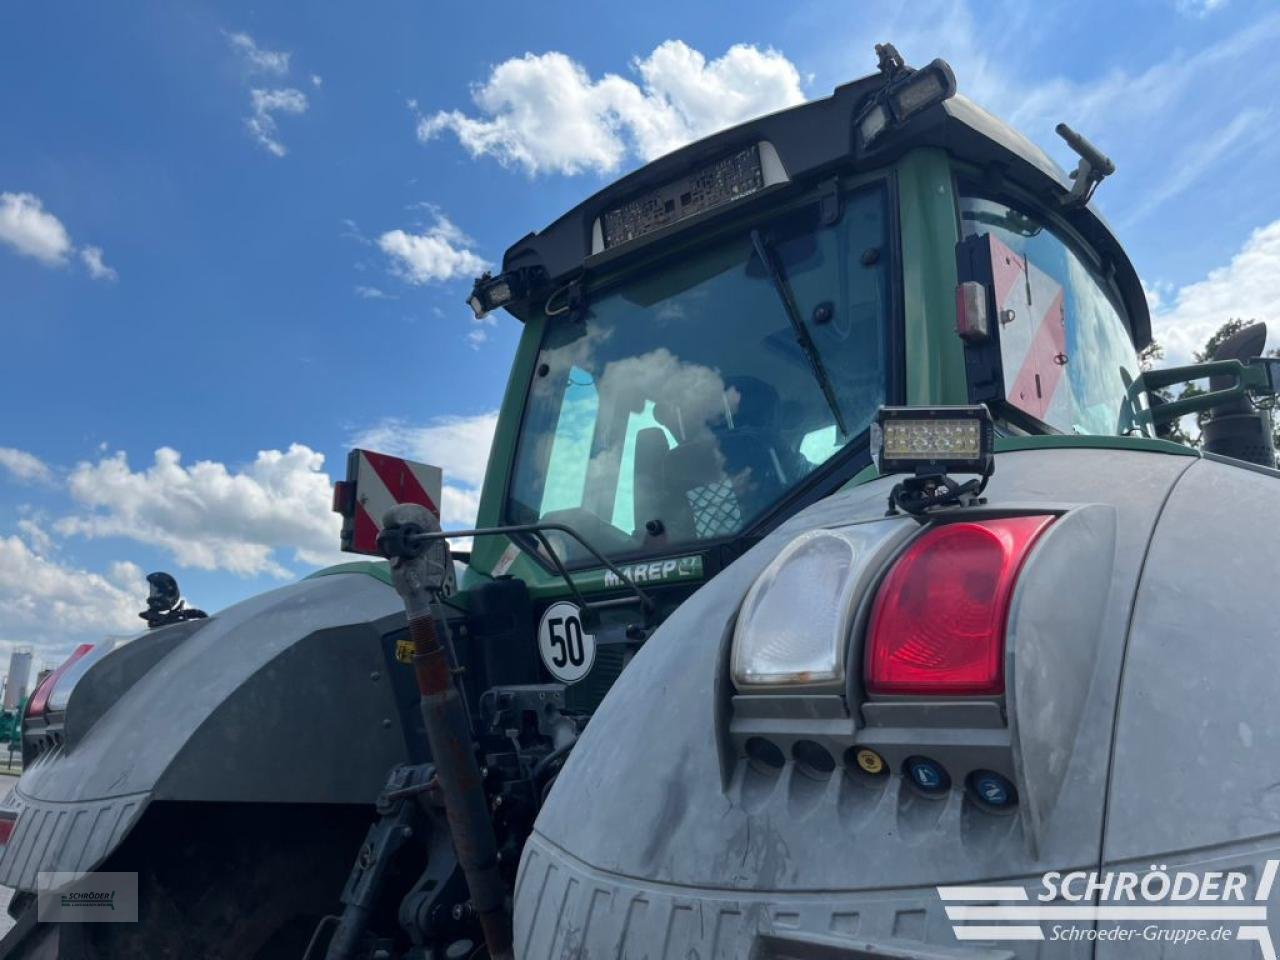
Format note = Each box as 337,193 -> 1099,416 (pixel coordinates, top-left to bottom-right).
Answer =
3,0 -> 1279,669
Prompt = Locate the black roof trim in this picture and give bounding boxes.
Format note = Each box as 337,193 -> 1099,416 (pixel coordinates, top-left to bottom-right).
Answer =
497,70 -> 1151,349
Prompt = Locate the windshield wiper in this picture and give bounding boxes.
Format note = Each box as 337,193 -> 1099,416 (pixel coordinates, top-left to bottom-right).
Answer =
749,229 -> 849,437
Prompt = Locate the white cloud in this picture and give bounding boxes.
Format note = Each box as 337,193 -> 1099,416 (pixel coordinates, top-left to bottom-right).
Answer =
0,447 -> 53,484
1122,108 -> 1268,228
351,412 -> 497,527
466,328 -> 489,349
1151,219 -> 1280,363
246,87 -> 309,157
55,444 -> 345,579
419,40 -> 805,175
0,535 -> 146,643
311,74 -> 323,88
1177,0 -> 1227,16
226,31 -> 291,75
378,210 -> 489,284
354,285 -> 394,300
0,192 -> 72,265
16,519 -> 54,556
80,245 -> 118,281
0,193 -> 117,278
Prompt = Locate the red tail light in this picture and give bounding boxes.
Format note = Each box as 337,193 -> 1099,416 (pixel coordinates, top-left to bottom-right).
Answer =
26,644 -> 95,719
865,515 -> 1054,696
0,814 -> 14,846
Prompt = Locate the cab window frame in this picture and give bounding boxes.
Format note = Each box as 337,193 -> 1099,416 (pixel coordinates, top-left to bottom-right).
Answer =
498,169 -> 906,573
953,173 -> 1144,438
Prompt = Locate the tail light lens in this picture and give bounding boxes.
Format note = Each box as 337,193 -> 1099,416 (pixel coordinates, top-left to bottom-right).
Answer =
0,814 -> 14,846
865,515 -> 1053,695
26,644 -> 95,719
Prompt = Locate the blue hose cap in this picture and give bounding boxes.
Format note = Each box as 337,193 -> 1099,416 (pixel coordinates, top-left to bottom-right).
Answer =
969,770 -> 1018,809
904,756 -> 950,795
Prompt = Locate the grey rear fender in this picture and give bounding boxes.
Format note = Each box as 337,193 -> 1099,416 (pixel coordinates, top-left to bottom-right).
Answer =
0,572 -> 409,891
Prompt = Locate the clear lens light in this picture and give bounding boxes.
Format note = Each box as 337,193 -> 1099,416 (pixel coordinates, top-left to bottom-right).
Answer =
883,419 -> 981,460
732,530 -> 862,688
858,104 -> 890,146
892,73 -> 946,116
486,279 -> 513,305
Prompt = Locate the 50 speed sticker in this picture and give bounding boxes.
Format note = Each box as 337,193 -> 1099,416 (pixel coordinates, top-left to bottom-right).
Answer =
537,601 -> 595,684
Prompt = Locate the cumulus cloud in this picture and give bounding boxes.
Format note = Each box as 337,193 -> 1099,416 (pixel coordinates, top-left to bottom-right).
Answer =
378,210 -> 489,285
246,87 -> 309,157
0,535 -> 146,643
0,192 -> 117,279
80,245 -> 117,281
418,40 -> 805,175
0,447 -> 53,484
55,444 -> 345,579
351,412 -> 498,527
226,31 -> 291,75
0,192 -> 73,265
1151,219 -> 1280,364
16,518 -> 55,556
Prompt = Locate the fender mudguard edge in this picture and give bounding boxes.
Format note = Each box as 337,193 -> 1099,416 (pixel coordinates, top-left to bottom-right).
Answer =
0,573 -> 408,891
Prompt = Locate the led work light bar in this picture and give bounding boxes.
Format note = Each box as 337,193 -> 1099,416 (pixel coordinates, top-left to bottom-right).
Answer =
875,405 -> 994,477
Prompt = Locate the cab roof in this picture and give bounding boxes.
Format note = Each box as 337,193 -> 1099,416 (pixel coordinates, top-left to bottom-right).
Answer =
497,61 -> 1151,350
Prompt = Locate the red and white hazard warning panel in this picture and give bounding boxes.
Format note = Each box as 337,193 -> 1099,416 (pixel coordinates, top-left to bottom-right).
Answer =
332,449 -> 443,556
987,234 -> 1069,426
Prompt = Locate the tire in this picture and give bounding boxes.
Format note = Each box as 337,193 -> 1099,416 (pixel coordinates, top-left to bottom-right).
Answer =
82,802 -> 369,960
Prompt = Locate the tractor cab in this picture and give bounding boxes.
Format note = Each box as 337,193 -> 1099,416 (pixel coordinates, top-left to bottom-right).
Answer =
457,50 -> 1161,603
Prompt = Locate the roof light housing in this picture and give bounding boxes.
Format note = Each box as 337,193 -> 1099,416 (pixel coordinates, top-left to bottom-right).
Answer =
856,57 -> 957,150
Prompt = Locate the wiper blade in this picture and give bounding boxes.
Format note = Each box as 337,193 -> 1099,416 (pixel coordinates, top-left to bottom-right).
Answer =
749,229 -> 849,437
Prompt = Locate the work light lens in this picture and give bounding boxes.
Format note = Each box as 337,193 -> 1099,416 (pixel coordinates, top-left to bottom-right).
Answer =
892,71 -> 946,116
485,279 -> 513,306
858,104 -> 890,146
883,419 -> 982,460
874,405 -> 994,475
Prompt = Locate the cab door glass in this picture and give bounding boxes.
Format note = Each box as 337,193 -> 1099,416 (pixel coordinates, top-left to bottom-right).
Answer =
959,193 -> 1142,436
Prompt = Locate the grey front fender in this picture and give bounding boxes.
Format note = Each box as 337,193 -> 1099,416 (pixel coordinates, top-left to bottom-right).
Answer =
0,572 -> 408,891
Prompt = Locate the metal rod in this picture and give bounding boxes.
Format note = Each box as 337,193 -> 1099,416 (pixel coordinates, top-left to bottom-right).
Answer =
409,522 -> 655,615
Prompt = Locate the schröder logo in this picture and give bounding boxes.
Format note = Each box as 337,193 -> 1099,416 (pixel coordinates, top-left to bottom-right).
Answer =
37,871 -> 137,923
59,890 -> 115,909
938,861 -> 1278,958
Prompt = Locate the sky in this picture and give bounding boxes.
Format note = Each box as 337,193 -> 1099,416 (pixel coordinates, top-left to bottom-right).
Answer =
3,0 -> 1279,672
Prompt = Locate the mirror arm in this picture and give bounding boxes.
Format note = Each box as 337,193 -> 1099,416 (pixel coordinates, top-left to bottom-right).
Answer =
1132,360 -> 1273,426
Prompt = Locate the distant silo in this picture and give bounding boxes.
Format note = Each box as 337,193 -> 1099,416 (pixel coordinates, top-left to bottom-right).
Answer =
3,649 -> 33,711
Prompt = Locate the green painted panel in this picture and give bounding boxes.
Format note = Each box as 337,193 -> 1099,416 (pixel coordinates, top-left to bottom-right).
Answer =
896,149 -> 967,406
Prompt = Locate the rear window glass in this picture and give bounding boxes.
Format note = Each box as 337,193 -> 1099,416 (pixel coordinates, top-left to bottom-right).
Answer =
959,193 -> 1143,436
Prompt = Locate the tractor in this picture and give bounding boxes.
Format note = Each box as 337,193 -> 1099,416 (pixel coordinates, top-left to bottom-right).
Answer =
2,45 -> 1276,960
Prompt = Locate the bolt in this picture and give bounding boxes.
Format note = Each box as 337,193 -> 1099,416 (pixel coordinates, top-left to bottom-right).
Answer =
370,671 -> 381,681
382,718 -> 392,729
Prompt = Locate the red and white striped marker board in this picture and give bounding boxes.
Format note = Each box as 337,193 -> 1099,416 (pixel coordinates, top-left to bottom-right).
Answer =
988,234 -> 1069,426
334,449 -> 443,556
